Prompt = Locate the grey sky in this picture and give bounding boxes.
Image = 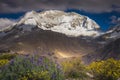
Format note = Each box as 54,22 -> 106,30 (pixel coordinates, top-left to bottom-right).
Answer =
0,0 -> 120,13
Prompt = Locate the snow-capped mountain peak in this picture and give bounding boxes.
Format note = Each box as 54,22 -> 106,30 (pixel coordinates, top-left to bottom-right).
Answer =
2,10 -> 101,37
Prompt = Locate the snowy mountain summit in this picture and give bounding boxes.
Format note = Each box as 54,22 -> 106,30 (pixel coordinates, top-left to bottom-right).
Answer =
3,10 -> 101,37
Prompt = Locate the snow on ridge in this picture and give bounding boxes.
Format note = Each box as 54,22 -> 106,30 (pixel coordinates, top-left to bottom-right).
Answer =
105,24 -> 120,39
2,10 -> 101,37
0,18 -> 16,31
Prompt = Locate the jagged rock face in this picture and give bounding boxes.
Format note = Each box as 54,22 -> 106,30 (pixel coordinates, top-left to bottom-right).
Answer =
107,24 -> 120,38
98,24 -> 120,41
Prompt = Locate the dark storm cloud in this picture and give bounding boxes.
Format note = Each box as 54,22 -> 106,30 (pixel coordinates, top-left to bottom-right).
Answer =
0,0 -> 120,13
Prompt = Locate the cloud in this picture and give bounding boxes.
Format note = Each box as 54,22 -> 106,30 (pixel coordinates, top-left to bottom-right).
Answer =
110,16 -> 120,24
0,0 -> 120,13
0,18 -> 15,30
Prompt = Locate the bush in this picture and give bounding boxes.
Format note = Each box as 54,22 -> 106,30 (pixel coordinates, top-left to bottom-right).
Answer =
0,53 -> 17,68
0,55 -> 64,80
0,53 -> 17,60
61,58 -> 88,80
87,58 -> 120,80
18,71 -> 50,80
0,59 -> 9,67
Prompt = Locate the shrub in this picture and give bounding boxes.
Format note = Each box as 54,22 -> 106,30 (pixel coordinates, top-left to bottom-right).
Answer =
0,53 -> 17,68
61,58 -> 88,80
0,59 -> 9,67
18,71 -> 50,80
0,55 -> 64,80
0,53 -> 17,60
87,58 -> 120,80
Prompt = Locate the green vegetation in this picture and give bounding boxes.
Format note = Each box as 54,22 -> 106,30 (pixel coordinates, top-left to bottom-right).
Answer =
0,53 -> 17,60
0,55 -> 64,80
0,53 -> 120,80
0,59 -> 9,67
0,53 -> 17,68
61,58 -> 88,80
18,71 -> 50,80
88,58 -> 120,80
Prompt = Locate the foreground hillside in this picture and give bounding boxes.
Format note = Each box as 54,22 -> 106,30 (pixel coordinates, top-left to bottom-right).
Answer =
0,53 -> 120,80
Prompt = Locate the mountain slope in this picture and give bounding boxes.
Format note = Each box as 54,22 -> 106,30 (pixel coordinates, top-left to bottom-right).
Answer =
0,10 -> 101,59
83,24 -> 120,63
0,29 -> 98,58
100,24 -> 120,59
